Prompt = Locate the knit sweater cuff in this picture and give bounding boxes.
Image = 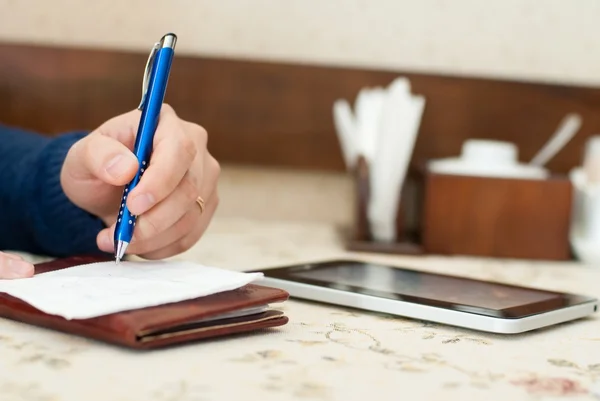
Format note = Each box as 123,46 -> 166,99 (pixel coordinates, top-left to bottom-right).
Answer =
28,132 -> 107,257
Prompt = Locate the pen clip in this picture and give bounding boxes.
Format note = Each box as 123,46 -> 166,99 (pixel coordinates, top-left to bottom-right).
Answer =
138,42 -> 161,110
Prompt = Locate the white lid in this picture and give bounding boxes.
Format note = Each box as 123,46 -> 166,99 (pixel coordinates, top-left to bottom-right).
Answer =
461,139 -> 518,166
428,139 -> 549,179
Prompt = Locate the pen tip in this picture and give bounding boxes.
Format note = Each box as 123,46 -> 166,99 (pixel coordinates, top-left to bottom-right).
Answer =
115,240 -> 128,262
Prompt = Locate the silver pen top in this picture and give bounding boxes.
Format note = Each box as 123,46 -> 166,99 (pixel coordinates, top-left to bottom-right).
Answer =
137,33 -> 177,110
160,33 -> 177,50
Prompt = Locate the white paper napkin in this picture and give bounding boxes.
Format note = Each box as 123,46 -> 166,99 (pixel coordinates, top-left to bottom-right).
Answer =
0,260 -> 263,320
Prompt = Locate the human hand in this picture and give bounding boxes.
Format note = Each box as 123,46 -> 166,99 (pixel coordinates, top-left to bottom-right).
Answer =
60,104 -> 220,259
0,252 -> 34,279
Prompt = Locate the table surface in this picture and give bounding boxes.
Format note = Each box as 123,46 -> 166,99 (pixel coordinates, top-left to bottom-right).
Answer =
1,217 -> 599,401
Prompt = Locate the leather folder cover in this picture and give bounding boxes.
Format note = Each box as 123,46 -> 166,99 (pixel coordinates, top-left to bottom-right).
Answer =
0,256 -> 289,349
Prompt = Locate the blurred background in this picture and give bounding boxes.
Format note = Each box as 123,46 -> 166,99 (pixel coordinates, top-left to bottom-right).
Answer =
1,0 -> 599,262
0,0 -> 598,85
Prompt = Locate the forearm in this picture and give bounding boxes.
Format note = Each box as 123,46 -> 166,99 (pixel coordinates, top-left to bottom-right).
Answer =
0,124 -> 106,256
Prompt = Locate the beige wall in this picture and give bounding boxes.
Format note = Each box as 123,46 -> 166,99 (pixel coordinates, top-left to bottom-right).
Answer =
0,0 -> 598,86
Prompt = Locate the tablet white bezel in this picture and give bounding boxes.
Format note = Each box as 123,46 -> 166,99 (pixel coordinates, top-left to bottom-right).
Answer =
256,276 -> 598,334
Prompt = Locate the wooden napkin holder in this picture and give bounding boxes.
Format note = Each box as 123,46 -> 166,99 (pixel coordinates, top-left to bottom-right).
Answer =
345,156 -> 424,255
346,157 -> 574,261
421,171 -> 573,260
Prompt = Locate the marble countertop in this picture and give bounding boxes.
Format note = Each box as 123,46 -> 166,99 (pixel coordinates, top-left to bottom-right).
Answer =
1,166 -> 600,401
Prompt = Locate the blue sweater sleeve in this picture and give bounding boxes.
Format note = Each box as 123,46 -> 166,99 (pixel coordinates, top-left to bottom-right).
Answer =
0,123 -> 106,256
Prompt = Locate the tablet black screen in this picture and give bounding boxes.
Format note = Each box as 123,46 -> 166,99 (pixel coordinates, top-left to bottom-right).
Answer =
263,260 -> 596,318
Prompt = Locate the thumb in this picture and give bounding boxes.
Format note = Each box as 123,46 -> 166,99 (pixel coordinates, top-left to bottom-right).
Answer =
64,133 -> 139,186
0,252 -> 34,279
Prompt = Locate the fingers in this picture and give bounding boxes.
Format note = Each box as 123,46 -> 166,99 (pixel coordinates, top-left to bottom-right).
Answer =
95,109 -> 143,149
63,132 -> 139,185
132,168 -> 199,242
0,252 -> 34,279
132,151 -> 219,242
131,204 -> 201,256
139,193 -> 219,260
127,106 -> 206,216
96,191 -> 218,256
89,104 -> 220,258
95,154 -> 219,257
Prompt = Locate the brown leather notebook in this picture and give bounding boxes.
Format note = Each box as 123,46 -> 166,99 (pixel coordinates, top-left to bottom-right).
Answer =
0,255 -> 289,349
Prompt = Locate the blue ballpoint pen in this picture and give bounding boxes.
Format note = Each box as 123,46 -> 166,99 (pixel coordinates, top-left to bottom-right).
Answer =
114,32 -> 177,263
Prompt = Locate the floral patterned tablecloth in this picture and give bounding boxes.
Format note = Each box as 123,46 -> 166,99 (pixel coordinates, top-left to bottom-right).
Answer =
1,217 -> 599,401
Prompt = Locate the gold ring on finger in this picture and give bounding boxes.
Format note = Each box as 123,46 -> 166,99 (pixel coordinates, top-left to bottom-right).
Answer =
195,196 -> 205,214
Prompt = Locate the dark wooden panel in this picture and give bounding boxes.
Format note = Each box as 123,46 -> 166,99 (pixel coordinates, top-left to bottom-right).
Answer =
1,41 -> 600,173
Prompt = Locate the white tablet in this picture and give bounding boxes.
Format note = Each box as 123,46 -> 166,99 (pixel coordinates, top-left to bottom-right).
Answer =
254,259 -> 598,334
